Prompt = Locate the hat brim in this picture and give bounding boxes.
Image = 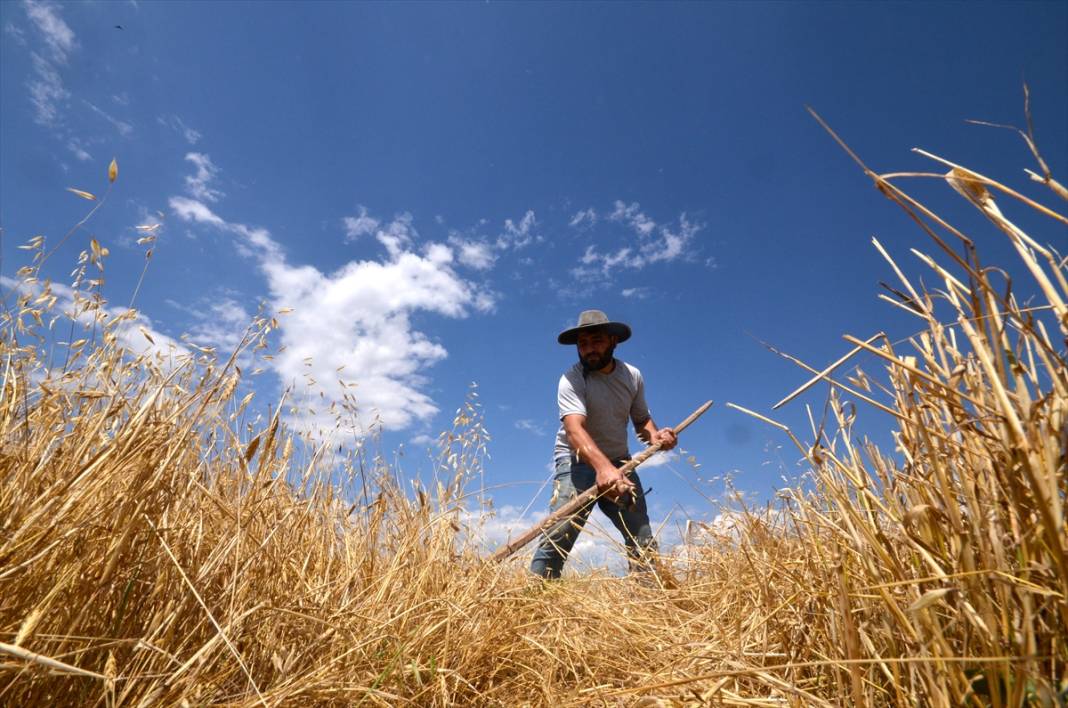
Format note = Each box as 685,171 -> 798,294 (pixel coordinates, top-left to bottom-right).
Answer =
557,322 -> 631,345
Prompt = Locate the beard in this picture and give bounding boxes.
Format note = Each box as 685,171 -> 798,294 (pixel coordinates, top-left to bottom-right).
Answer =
580,344 -> 616,372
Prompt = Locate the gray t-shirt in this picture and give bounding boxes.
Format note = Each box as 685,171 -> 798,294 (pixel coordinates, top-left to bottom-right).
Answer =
554,359 -> 651,463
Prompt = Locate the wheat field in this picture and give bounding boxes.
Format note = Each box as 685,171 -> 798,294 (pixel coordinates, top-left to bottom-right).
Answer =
1,111 -> 1065,706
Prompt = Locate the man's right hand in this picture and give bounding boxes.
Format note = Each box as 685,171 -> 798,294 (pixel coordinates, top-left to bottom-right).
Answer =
595,465 -> 636,503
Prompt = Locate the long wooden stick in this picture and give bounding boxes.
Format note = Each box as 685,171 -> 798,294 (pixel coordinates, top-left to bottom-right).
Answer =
489,400 -> 713,563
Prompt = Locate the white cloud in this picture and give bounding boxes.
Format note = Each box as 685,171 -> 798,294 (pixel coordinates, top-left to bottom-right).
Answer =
186,298 -> 254,356
497,210 -> 538,250
449,236 -> 496,270
609,200 -> 656,236
421,211 -> 537,272
408,433 -> 436,447
265,252 -> 483,432
0,275 -> 188,363
342,205 -> 379,242
84,100 -> 134,137
27,51 -> 68,126
183,152 -> 222,202
66,137 -> 91,161
170,176 -> 495,436
18,3 -> 78,129
651,215 -> 697,264
169,196 -> 225,227
569,207 -> 597,229
579,244 -> 633,271
637,450 -> 677,468
573,205 -> 701,278
344,207 -> 447,264
515,419 -> 547,436
158,115 -> 201,144
472,289 -> 496,312
24,0 -> 76,63
375,212 -> 417,259
179,121 -> 201,145
620,286 -> 650,299
4,22 -> 28,46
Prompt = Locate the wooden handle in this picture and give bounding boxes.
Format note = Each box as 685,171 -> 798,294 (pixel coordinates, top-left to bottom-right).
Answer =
488,400 -> 713,563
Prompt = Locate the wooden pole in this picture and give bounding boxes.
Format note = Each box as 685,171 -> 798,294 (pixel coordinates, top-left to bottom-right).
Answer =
488,400 -> 713,563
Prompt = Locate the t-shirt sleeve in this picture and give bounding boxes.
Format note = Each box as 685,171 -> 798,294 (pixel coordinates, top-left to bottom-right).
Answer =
558,371 -> 586,419
629,368 -> 651,426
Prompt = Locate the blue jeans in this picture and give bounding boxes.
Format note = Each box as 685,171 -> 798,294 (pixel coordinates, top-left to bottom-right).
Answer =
529,458 -> 657,579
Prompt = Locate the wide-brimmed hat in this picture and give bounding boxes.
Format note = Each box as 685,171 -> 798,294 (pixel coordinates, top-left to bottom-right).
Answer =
557,310 -> 632,345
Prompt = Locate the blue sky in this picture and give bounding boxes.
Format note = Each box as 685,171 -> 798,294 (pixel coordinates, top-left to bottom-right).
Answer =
2,1 -> 1066,563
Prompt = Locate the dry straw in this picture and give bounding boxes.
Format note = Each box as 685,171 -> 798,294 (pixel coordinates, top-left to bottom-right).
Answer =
1,100 -> 1065,705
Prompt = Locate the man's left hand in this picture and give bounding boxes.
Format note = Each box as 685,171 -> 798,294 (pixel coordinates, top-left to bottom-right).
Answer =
654,427 -> 677,451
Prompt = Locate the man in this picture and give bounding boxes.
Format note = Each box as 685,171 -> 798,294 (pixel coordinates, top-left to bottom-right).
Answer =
530,310 -> 677,579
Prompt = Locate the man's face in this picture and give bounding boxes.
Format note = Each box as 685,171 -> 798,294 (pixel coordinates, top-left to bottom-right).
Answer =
576,330 -> 617,372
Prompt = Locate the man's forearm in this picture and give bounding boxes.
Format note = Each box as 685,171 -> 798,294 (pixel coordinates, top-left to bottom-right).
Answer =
563,414 -> 637,500
637,417 -> 677,450
566,424 -> 616,475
